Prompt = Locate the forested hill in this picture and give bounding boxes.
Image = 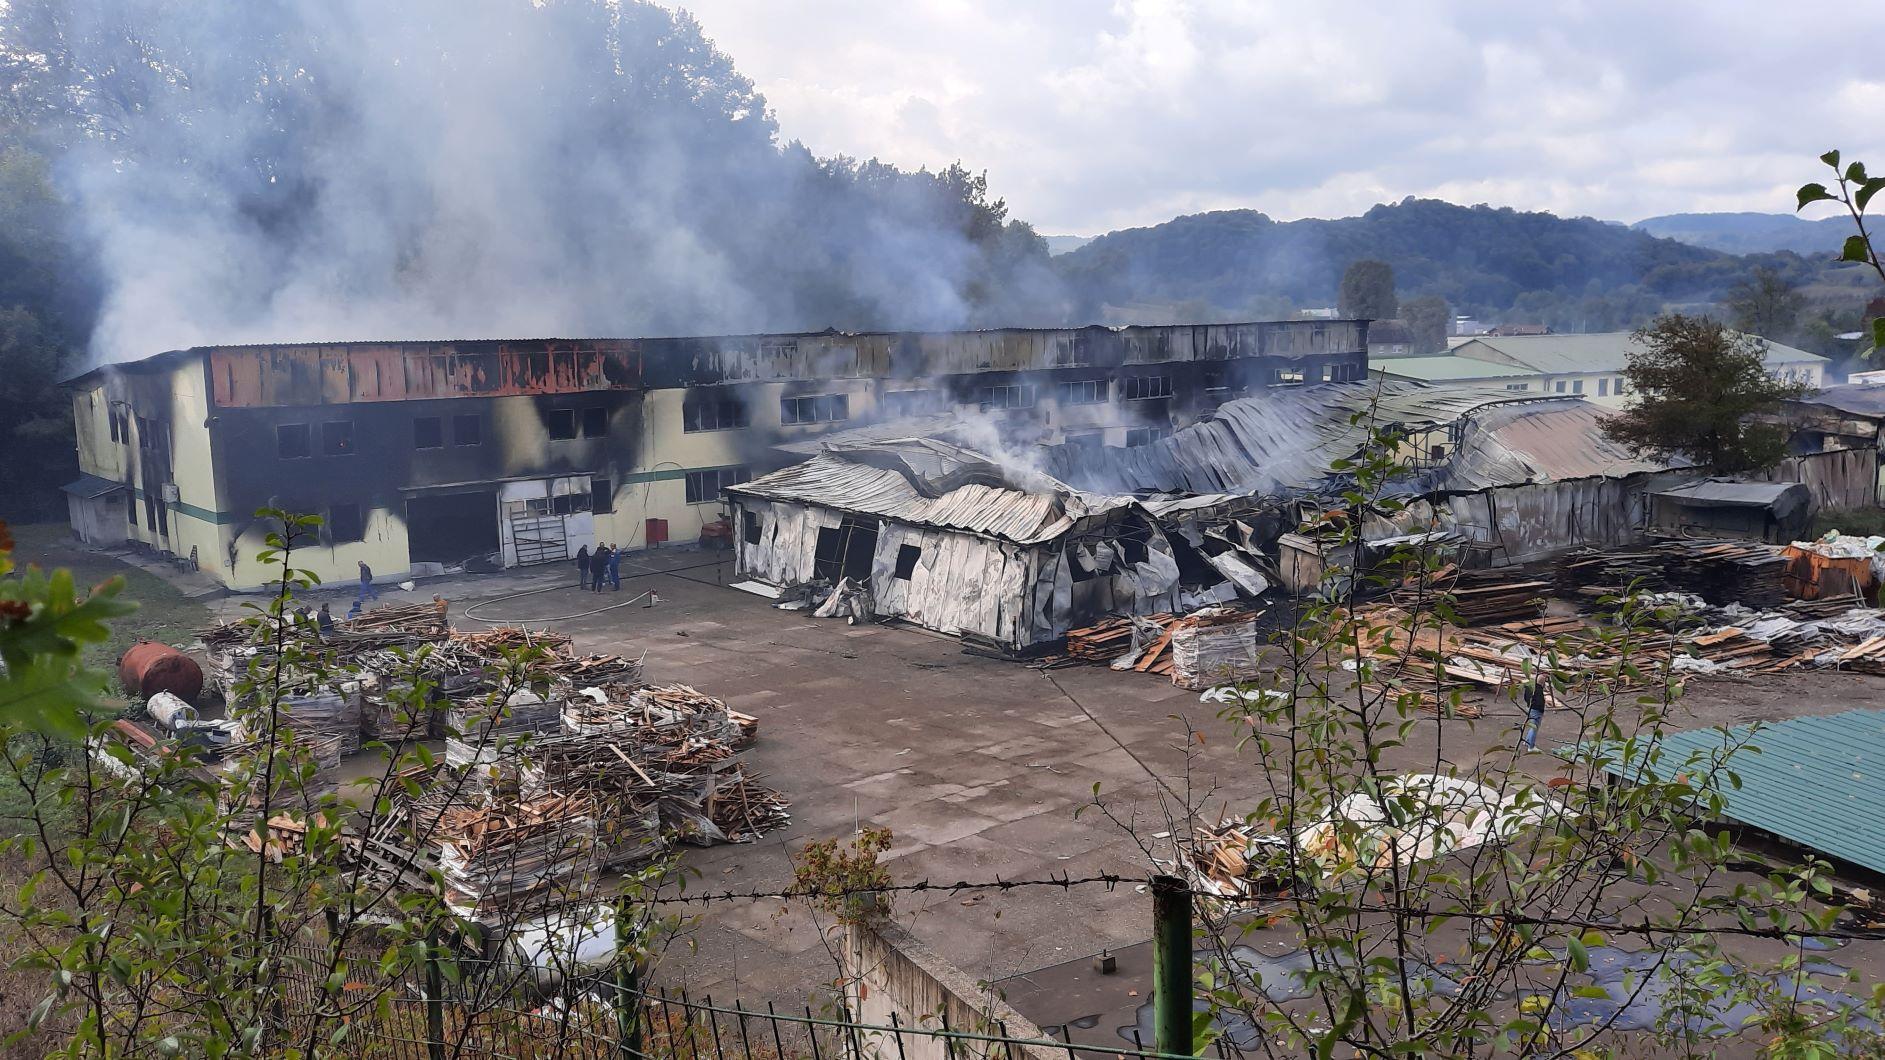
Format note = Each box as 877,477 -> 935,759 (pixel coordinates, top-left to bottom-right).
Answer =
1053,197 -> 1831,329
1632,212 -> 1854,256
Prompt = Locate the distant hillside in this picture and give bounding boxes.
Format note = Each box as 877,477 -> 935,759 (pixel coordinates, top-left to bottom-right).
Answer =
1043,234 -> 1094,256
1053,197 -> 1841,332
1632,212 -> 1853,256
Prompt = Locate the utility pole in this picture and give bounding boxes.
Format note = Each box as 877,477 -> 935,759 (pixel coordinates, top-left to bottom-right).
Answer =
1151,874 -> 1194,1056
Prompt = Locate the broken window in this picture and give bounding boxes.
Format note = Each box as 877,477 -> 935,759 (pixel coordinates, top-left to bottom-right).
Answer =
277,423 -> 311,459
413,416 -> 443,449
1125,426 -> 1170,447
685,466 -> 750,504
684,395 -> 750,432
894,543 -> 921,580
321,421 -> 354,455
976,384 -> 1036,411
107,406 -> 119,443
1274,366 -> 1305,385
1203,366 -> 1229,392
453,414 -> 481,446
813,526 -> 844,580
742,509 -> 761,545
1055,379 -> 1107,405
547,408 -> 577,439
780,394 -> 849,425
881,390 -> 938,418
1121,375 -> 1173,400
328,502 -> 364,543
581,406 -> 609,437
591,478 -> 614,514
551,491 -> 591,515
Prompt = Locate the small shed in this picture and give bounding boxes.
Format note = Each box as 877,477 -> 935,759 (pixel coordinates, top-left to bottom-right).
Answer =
1647,480 -> 1812,543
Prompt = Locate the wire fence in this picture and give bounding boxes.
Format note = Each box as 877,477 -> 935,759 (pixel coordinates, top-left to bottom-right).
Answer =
269,951 -> 1203,1060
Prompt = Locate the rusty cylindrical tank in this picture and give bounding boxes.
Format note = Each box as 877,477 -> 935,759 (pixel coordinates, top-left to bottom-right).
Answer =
117,642 -> 204,705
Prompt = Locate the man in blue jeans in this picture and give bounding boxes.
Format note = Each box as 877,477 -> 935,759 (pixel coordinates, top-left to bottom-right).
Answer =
357,560 -> 381,608
606,544 -> 623,590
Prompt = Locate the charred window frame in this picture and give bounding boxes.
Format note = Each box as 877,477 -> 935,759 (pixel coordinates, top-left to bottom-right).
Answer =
328,502 -> 364,544
976,384 -> 1036,411
547,408 -> 578,439
413,416 -> 444,449
685,466 -> 750,504
742,509 -> 761,545
1055,379 -> 1107,406
1121,375 -> 1173,401
106,405 -> 119,443
551,491 -> 592,516
684,396 -> 749,432
277,423 -> 312,459
591,478 -> 614,515
126,492 -> 138,525
1273,366 -> 1305,386
1125,426 -> 1170,448
581,407 -> 609,437
893,543 -> 921,580
1203,366 -> 1230,392
780,394 -> 849,425
453,415 -> 481,446
321,421 -> 354,456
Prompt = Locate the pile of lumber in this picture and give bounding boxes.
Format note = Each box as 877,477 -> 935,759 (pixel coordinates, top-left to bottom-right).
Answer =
1169,608 -> 1264,690
1835,637 -> 1885,675
1679,626 -> 1802,673
1554,548 -> 1667,598
1062,615 -> 1160,663
436,795 -> 599,918
1655,539 -> 1788,608
1392,568 -> 1549,626
342,599 -> 449,634
1184,819 -> 1289,901
275,690 -> 363,755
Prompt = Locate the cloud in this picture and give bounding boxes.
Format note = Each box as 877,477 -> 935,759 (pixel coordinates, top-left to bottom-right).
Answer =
664,0 -> 1885,232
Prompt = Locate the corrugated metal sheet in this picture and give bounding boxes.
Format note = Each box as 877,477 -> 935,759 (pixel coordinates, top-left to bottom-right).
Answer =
1442,401 -> 1674,489
1454,331 -> 1826,375
1610,709 -> 1885,874
1800,384 -> 1885,418
728,441 -> 1131,544
1651,480 -> 1808,507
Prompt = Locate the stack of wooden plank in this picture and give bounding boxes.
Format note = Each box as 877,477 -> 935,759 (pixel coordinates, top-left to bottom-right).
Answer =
1655,539 -> 1788,608
546,653 -> 644,686
436,795 -> 599,918
275,691 -> 363,755
1390,569 -> 1549,626
1169,608 -> 1264,690
343,600 -> 450,633
1554,548 -> 1667,598
1063,615 -> 1168,662
1837,637 -> 1885,674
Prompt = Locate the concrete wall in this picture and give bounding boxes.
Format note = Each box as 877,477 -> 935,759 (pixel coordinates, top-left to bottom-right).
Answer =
843,919 -> 1062,1060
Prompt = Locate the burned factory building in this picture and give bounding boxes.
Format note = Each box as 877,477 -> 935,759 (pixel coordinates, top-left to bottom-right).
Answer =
62,320 -> 1368,590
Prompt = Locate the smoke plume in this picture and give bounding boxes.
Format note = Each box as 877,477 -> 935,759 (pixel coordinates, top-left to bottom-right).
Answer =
4,0 -> 1068,364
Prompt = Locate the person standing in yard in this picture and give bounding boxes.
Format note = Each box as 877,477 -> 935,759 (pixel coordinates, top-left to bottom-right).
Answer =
606,543 -> 623,590
591,543 -> 613,593
574,544 -> 591,590
1522,678 -> 1548,749
357,560 -> 380,607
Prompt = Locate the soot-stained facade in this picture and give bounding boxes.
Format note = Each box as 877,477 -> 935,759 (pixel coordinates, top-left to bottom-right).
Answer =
63,320 -> 1368,590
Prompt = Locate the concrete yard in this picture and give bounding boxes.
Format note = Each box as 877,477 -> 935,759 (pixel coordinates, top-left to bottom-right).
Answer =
198,542 -> 1885,1017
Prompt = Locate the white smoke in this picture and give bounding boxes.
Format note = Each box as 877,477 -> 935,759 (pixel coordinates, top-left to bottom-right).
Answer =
13,0 -> 1064,364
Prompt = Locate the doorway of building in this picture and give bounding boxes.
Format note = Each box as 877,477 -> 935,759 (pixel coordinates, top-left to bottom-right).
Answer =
406,490 -> 501,566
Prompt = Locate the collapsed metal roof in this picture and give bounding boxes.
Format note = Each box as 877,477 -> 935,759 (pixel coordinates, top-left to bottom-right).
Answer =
727,439 -> 1137,545
1651,479 -> 1812,515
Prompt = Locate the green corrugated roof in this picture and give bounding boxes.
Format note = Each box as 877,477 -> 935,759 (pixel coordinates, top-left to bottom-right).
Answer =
1371,355 -> 1539,382
1604,709 -> 1885,872
1454,331 -> 1829,375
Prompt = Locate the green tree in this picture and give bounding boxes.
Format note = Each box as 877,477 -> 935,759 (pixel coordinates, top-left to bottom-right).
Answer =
1725,266 -> 1805,339
1338,259 -> 1398,320
1401,294 -> 1451,353
1601,314 -> 1809,474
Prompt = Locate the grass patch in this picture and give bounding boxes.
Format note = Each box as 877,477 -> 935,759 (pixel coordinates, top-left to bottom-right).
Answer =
4,522 -> 214,678
1807,507 -> 1885,540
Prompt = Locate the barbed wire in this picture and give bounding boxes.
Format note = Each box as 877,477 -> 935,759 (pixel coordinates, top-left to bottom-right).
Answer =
631,872 -> 1885,944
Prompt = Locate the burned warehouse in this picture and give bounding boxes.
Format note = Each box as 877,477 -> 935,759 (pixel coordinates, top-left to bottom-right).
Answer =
61,320 -> 1368,589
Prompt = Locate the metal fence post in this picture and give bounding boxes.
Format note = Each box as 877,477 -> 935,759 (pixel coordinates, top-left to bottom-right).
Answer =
424,929 -> 446,1060
616,900 -> 642,1058
1151,874 -> 1194,1057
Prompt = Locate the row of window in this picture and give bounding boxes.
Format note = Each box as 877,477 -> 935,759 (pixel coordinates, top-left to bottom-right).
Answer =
684,465 -> 750,504
106,409 -> 165,451
1544,375 -> 1629,397
275,407 -> 612,458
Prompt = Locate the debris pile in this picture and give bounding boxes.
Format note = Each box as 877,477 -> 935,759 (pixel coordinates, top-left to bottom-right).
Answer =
1169,608 -> 1264,690
1391,567 -> 1548,626
1554,548 -> 1667,599
1655,539 -> 1788,609
435,795 -> 599,918
1184,819 -> 1289,900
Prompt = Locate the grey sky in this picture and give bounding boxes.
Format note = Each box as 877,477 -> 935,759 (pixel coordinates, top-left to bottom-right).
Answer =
667,1 -> 1885,235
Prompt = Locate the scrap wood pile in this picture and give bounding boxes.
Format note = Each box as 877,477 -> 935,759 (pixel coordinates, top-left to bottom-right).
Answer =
435,795 -> 600,918
1183,819 -> 1289,901
1047,608 -> 1264,684
1390,567 -> 1549,626
342,600 -> 449,634
1554,548 -> 1668,599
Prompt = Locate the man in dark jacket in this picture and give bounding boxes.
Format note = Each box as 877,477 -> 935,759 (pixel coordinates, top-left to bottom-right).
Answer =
574,545 -> 591,589
591,543 -> 613,592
